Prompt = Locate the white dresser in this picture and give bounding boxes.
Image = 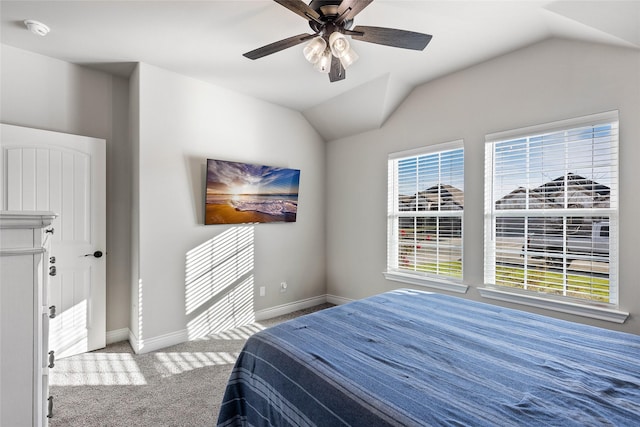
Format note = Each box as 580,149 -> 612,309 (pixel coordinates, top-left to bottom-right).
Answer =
1,211 -> 57,427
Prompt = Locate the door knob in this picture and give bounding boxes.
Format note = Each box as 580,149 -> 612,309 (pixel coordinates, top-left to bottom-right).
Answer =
84,250 -> 104,258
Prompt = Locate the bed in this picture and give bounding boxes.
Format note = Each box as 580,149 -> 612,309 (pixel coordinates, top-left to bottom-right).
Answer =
217,289 -> 640,426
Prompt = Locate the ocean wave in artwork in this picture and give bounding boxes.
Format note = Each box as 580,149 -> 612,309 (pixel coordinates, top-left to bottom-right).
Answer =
230,199 -> 298,216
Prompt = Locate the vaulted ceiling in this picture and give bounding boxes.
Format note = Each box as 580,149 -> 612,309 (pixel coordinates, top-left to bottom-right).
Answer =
2,1 -> 638,140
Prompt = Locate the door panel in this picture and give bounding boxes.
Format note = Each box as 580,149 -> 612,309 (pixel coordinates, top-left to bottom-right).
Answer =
1,124 -> 106,358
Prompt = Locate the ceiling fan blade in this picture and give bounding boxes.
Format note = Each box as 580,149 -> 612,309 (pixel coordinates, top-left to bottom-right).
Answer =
243,33 -> 314,60
335,0 -> 373,24
329,55 -> 346,82
350,26 -> 432,51
273,0 -> 323,24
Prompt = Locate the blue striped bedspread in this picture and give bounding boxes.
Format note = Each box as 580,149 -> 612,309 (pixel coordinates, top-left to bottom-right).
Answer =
217,289 -> 640,426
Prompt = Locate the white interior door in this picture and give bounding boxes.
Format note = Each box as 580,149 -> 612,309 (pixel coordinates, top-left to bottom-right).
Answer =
0,124 -> 106,358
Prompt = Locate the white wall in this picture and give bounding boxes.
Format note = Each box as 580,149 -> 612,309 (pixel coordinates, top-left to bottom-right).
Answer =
0,45 -> 132,335
1,46 -> 327,351
133,63 -> 326,349
326,38 -> 640,335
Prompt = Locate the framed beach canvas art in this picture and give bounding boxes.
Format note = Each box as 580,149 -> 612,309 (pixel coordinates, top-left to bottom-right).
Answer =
205,159 -> 300,225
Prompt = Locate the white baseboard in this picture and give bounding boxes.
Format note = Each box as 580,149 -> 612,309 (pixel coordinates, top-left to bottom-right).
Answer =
129,329 -> 141,353
106,328 -> 130,345
254,295 -> 329,321
130,329 -> 189,354
326,294 -> 354,306
123,293 -> 355,354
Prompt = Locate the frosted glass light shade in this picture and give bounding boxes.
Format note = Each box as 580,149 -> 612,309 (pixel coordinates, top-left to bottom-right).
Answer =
314,49 -> 332,73
329,32 -> 350,58
303,37 -> 327,64
339,48 -> 359,68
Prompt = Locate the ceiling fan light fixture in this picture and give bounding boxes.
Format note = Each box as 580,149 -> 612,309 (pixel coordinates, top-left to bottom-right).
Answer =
329,31 -> 350,58
314,48 -> 332,73
303,36 -> 327,64
243,0 -> 432,82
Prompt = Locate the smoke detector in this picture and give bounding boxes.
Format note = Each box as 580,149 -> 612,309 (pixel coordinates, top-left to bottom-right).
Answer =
24,20 -> 50,36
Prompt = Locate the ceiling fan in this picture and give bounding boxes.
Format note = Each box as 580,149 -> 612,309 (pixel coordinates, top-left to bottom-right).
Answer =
243,0 -> 432,82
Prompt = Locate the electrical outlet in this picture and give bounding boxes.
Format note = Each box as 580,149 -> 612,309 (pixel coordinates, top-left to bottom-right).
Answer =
259,286 -> 266,297
280,281 -> 288,293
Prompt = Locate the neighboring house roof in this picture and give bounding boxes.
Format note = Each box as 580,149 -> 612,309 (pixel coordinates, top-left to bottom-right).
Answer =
399,184 -> 464,211
399,173 -> 609,213
496,173 -> 610,210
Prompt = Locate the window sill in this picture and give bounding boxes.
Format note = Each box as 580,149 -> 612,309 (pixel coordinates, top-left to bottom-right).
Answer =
478,287 -> 629,324
383,271 -> 468,294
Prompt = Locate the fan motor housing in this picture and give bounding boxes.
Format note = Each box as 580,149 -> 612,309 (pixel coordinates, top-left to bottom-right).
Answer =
308,0 -> 354,32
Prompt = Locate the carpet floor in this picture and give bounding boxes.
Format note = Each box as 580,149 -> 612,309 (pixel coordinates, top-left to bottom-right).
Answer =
49,303 -> 334,427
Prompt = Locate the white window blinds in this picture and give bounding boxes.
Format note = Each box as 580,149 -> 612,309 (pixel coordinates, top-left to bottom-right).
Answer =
388,141 -> 464,282
484,111 -> 619,305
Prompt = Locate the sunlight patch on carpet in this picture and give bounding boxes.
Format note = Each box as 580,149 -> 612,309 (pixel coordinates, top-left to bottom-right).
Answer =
201,322 -> 266,341
50,353 -> 147,386
154,351 -> 240,377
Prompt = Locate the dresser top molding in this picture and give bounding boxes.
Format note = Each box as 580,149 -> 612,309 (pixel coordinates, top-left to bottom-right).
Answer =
0,211 -> 57,229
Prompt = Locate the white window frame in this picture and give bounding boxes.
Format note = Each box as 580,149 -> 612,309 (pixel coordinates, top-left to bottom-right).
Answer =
384,140 -> 468,294
481,111 -> 628,323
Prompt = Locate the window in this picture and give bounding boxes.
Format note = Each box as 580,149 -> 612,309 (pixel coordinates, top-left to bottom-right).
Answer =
386,141 -> 465,291
484,111 -> 619,307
